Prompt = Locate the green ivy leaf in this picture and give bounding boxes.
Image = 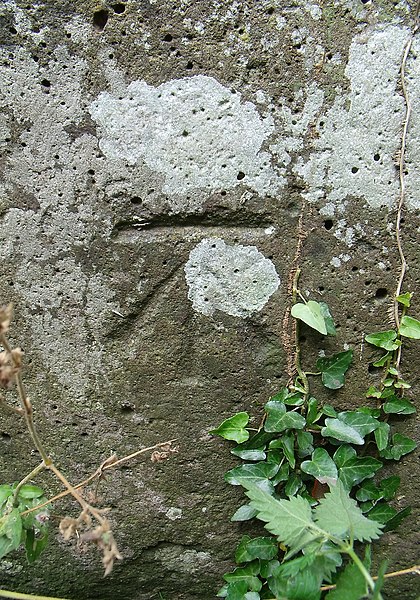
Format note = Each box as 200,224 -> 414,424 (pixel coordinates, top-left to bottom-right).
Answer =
333,445 -> 356,468
24,527 -> 49,563
374,422 -> 390,452
379,476 -> 400,500
269,388 -> 289,403
372,352 -> 391,367
231,448 -> 266,461
396,292 -> 412,307
337,456 -> 382,490
301,448 -> 338,485
210,412 -> 250,443
365,330 -> 400,351
322,404 -> 337,418
399,315 -> 420,339
285,473 -> 303,497
0,485 -> 13,507
271,463 -> 290,486
382,397 -> 416,415
319,302 -> 337,336
277,431 -> 296,468
306,397 -> 321,425
225,463 -> 279,493
381,433 -> 417,460
296,430 -> 314,458
336,411 -> 380,437
264,401 -> 306,433
291,301 -> 327,335
355,481 -> 381,502
17,485 -> 45,500
321,419 -> 364,445
224,562 -> 262,593
231,504 -> 258,522
0,508 -> 22,560
383,506 -> 411,532
366,503 -> 396,524
268,564 -> 322,600
235,536 -> 278,563
316,350 -> 353,390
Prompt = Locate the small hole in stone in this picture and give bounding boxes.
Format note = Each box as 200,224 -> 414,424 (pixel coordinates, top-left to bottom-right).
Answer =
368,364 -> 378,373
9,27 -> 17,35
163,33 -> 173,42
130,196 -> 142,204
351,166 -> 359,174
182,130 -> 189,136
266,6 -> 275,14
373,153 -> 380,161
121,403 -> 134,413
324,219 -> 333,230
186,61 -> 193,69
234,268 -> 240,273
352,266 -> 359,272
375,287 -> 388,299
93,9 -> 109,31
237,171 -> 245,180
221,190 -> 227,196
1,432 -> 11,442
41,79 -> 51,88
112,3 -> 126,13
88,169 -> 95,175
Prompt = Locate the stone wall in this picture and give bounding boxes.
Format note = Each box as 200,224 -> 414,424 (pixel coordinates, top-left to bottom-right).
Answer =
0,1 -> 418,598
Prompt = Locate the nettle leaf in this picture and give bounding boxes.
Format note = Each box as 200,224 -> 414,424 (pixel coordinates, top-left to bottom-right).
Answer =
268,564 -> 322,600
235,536 -> 278,563
396,292 -> 412,307
383,397 -> 416,415
321,418 -> 364,445
291,301 -> 327,335
210,412 -> 250,443
316,350 -> 353,390
0,508 -> 22,560
224,562 -> 262,593
301,448 -> 338,485
381,433 -> 417,460
374,422 -> 390,452
399,315 -> 420,339
231,504 -> 258,522
325,557 -> 368,600
225,463 -> 278,493
319,302 -> 337,336
337,456 -> 382,490
336,411 -> 380,437
264,401 -> 306,433
365,330 -> 400,351
315,481 -> 383,542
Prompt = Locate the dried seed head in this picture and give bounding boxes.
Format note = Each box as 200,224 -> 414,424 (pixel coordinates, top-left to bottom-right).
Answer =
0,304 -> 13,335
151,443 -> 179,463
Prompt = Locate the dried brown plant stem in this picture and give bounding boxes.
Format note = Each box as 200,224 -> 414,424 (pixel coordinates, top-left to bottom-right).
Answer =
393,3 -> 419,367
0,591 -> 70,600
320,563 -> 420,592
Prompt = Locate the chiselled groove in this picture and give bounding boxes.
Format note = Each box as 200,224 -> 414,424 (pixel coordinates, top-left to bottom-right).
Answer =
113,224 -> 276,243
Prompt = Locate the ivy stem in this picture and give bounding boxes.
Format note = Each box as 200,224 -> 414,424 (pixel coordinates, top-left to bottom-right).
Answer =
292,269 -> 310,401
0,591 -> 70,600
346,546 -> 381,599
12,462 -> 46,506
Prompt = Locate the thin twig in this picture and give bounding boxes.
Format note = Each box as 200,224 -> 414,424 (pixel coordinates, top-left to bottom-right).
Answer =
21,439 -> 177,516
0,591 -> 70,600
320,564 -> 420,591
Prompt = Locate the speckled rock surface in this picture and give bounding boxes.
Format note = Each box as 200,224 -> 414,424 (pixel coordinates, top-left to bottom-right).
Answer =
0,1 -> 419,599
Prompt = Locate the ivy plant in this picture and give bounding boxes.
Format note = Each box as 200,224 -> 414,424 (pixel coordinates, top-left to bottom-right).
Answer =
212,292 -> 418,600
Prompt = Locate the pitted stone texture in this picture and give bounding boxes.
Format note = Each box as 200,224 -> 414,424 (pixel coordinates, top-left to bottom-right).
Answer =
295,26 -> 420,211
184,238 -> 280,317
89,75 -> 281,196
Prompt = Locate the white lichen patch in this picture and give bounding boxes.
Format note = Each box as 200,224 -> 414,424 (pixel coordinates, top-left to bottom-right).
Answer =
89,75 -> 280,196
295,26 -> 419,211
184,238 -> 280,318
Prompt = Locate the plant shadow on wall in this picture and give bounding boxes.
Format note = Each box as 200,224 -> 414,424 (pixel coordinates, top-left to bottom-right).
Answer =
0,305 -> 177,600
212,7 -> 420,599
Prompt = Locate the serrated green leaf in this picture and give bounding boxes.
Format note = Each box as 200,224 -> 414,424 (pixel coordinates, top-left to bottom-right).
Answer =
231,504 -> 258,522
321,419 -> 364,445
396,292 -> 412,307
383,506 -> 411,532
315,481 -> 383,542
316,350 -> 353,389
301,448 -> 338,485
268,564 -> 322,600
399,315 -> 420,339
231,447 -> 267,461
225,463 -> 278,493
18,485 -> 45,500
210,412 -> 250,443
325,557 -> 368,600
374,422 -> 390,452
365,330 -> 399,351
235,536 -> 278,563
338,456 -> 382,490
264,401 -> 306,433
0,508 -> 22,560
336,411 -> 380,437
319,302 -> 337,336
383,397 -> 416,415
291,301 -> 327,335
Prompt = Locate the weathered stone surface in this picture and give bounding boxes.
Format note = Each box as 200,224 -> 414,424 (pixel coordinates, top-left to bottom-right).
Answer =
0,0 -> 419,599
